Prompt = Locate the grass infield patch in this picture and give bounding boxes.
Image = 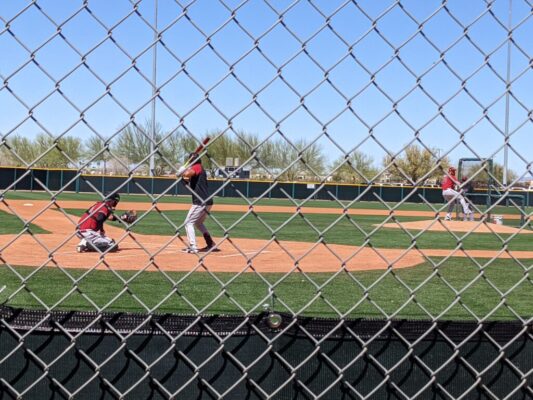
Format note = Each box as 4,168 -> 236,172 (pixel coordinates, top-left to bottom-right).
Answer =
0,210 -> 49,235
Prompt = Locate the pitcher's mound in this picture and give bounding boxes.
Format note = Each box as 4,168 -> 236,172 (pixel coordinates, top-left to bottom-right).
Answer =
380,220 -> 533,234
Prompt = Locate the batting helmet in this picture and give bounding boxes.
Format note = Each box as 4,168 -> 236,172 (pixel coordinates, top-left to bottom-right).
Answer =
448,166 -> 456,174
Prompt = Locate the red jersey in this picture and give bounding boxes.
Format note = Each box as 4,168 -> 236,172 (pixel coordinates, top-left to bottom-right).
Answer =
441,175 -> 458,191
78,202 -> 113,232
187,163 -> 213,206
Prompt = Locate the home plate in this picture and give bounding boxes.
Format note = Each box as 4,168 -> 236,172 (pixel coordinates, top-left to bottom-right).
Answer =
23,203 -> 34,206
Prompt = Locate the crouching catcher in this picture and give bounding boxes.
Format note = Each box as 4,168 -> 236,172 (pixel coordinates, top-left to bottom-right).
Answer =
76,193 -> 135,253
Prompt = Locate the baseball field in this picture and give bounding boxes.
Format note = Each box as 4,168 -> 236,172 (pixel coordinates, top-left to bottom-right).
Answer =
1,191 -> 532,320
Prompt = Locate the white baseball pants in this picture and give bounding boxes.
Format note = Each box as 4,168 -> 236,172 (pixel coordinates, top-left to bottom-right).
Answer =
442,188 -> 471,214
184,205 -> 211,249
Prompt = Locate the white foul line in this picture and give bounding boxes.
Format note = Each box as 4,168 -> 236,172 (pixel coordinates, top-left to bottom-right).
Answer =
216,250 -> 273,258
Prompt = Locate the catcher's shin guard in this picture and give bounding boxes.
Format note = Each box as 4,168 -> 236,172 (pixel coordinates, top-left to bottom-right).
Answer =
85,240 -> 119,253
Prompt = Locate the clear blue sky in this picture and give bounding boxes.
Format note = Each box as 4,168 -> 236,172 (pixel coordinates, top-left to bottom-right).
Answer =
1,0 -> 531,181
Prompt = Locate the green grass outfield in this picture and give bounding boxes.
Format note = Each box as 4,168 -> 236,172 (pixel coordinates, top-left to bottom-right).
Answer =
1,191 -> 532,320
4,190 -> 532,215
0,259 -> 531,320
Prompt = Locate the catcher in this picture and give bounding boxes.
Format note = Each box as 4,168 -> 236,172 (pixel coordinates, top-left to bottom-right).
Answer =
76,193 -> 137,253
177,152 -> 217,253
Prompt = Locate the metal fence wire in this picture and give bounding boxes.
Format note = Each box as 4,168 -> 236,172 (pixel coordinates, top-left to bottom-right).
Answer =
0,0 -> 532,398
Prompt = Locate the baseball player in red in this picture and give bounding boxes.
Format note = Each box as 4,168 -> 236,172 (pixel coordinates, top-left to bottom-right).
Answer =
76,193 -> 121,252
177,153 -> 217,253
441,167 -> 472,221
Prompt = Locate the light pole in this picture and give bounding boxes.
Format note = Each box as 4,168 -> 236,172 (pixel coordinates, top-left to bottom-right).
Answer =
503,0 -> 512,187
149,0 -> 158,176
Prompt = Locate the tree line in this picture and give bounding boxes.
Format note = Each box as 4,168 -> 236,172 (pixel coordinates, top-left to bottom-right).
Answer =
0,121 -> 515,184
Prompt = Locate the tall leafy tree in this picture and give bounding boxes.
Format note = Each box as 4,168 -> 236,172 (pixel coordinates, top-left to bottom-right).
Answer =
330,151 -> 378,183
113,120 -> 179,174
1,135 -> 39,166
271,138 -> 325,181
462,161 -> 517,187
85,135 -> 112,173
157,130 -> 189,172
113,122 -> 154,167
383,144 -> 449,184
34,133 -> 83,168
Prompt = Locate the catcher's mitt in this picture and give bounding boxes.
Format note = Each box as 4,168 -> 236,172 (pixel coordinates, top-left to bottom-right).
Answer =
120,210 -> 137,224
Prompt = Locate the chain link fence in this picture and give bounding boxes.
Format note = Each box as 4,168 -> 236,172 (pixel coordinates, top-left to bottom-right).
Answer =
1,0 -> 532,398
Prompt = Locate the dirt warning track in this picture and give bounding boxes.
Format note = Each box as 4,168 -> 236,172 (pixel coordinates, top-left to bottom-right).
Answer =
1,200 -> 532,273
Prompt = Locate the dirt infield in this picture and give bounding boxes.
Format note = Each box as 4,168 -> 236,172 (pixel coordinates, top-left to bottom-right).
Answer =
380,220 -> 533,235
1,200 -> 532,273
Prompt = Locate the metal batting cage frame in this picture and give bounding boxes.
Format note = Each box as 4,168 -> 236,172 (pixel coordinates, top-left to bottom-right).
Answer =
1,1 -> 532,399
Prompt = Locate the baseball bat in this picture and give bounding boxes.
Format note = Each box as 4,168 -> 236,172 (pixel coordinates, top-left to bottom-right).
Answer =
183,137 -> 211,168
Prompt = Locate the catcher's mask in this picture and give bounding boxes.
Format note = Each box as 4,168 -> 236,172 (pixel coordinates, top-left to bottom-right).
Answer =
105,192 -> 120,208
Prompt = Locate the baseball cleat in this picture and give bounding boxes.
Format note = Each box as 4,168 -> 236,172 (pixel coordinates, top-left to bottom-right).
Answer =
182,247 -> 199,254
198,245 -> 220,253
76,245 -> 87,253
